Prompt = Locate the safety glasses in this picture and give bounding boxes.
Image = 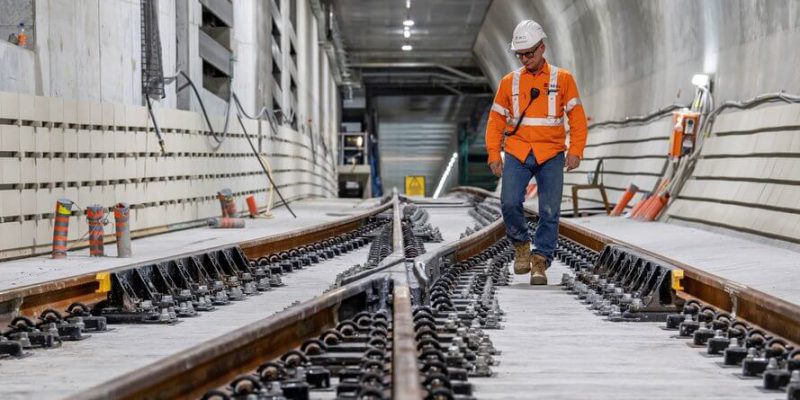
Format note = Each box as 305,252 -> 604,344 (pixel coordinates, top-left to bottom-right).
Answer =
515,41 -> 543,60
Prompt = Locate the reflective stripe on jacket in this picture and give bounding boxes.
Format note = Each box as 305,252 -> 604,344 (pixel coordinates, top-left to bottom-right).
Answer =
485,60 -> 588,165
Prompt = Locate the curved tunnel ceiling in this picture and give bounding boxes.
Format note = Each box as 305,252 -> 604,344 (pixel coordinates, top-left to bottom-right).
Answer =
473,0 -> 800,121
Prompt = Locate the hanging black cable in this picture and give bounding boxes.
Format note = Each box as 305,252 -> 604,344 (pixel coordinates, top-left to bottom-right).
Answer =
236,113 -> 297,219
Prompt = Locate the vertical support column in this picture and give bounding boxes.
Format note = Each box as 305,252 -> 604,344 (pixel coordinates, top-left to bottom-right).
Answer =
114,203 -> 132,257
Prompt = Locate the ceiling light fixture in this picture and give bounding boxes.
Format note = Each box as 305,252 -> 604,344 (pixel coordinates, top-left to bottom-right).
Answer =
402,44 -> 413,51
403,27 -> 411,38
403,18 -> 414,27
406,0 -> 411,9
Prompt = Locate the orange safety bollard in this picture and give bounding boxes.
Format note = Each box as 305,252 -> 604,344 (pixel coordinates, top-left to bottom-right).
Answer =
610,183 -> 639,216
246,195 -> 259,218
642,193 -> 669,221
86,205 -> 106,257
114,203 -> 132,257
217,188 -> 237,217
52,199 -> 73,259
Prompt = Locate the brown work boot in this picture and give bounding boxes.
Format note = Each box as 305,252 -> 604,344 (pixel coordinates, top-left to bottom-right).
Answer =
530,254 -> 548,285
513,242 -> 531,275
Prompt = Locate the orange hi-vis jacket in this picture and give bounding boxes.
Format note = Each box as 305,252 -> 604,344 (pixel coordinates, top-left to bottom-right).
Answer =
485,60 -> 588,165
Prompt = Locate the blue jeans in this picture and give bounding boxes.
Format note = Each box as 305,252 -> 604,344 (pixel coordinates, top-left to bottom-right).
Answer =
500,152 -> 564,263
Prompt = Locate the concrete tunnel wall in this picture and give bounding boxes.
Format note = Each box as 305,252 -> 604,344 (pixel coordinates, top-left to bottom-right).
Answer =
0,0 -> 341,258
473,0 -> 800,246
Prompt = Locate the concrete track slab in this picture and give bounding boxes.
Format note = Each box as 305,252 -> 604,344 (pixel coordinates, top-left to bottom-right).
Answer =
568,216 -> 800,306
0,245 -> 370,400
474,262 -> 777,400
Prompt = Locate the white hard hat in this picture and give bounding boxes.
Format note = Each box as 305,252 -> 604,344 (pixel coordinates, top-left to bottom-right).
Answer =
510,20 -> 547,51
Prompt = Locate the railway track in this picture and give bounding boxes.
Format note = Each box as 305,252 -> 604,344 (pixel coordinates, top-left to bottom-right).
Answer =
1,189 -> 799,399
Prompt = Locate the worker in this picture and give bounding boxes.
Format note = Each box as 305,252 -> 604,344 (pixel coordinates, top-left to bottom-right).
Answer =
484,19 -> 588,285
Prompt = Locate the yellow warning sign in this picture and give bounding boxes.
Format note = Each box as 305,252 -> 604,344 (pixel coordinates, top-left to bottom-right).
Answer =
404,176 -> 426,197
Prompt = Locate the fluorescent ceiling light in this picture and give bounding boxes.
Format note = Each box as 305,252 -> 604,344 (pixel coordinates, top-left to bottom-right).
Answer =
403,18 -> 414,27
402,44 -> 413,51
406,0 -> 411,9
691,74 -> 710,88
404,28 -> 411,38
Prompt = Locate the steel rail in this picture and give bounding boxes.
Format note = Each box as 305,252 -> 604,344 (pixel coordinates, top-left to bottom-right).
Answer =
387,190 -> 425,399
0,201 -> 392,326
450,186 -> 800,346
392,284 -> 425,400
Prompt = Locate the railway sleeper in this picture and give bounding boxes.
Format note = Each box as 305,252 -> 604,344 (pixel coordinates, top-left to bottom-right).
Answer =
551,218 -> 800,398
92,219 -> 387,326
